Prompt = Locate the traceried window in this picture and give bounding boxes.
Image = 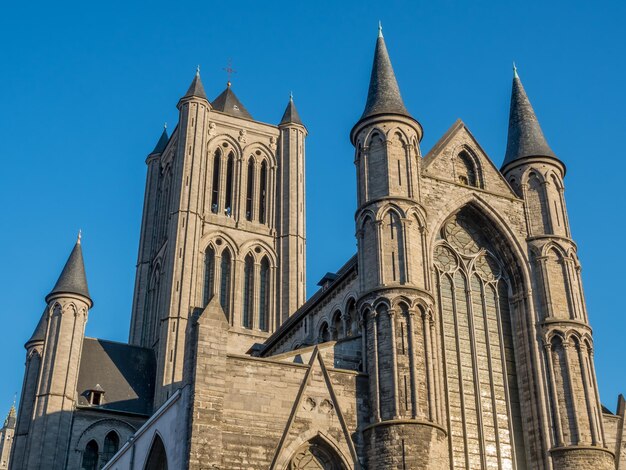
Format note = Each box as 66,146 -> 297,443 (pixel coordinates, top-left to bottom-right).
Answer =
434,210 -> 526,470
259,257 -> 270,331
211,150 -> 221,214
203,246 -> 215,306
242,255 -> 254,328
220,250 -> 232,319
81,440 -> 98,470
288,438 -> 346,470
101,431 -> 120,467
246,158 -> 255,221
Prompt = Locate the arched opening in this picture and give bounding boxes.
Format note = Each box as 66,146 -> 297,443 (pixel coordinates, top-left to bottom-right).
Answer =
259,160 -> 268,224
456,150 -> 478,187
211,149 -> 221,214
203,246 -> 215,306
224,152 -> 234,217
346,298 -> 357,336
366,133 -> 388,199
101,431 -> 120,466
220,250 -> 232,319
526,172 -> 550,235
143,434 -> 168,470
382,210 -> 405,284
246,158 -> 255,221
259,256 -> 270,331
242,254 -> 254,328
287,436 -> 347,469
331,311 -> 342,340
434,206 -> 526,470
81,439 -> 99,470
319,322 -> 330,343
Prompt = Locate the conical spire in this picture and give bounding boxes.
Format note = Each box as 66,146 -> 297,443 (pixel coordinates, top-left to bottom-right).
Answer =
182,66 -> 208,100
46,234 -> 91,304
150,125 -> 169,155
360,24 -> 412,121
211,85 -> 253,119
503,66 -> 557,168
26,306 -> 48,347
4,404 -> 16,429
279,93 -> 302,126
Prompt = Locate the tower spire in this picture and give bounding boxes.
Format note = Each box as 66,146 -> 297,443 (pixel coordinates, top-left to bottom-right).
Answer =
503,67 -> 558,169
182,67 -> 208,100
150,125 -> 169,155
46,238 -> 91,305
359,25 -> 412,122
279,92 -> 303,126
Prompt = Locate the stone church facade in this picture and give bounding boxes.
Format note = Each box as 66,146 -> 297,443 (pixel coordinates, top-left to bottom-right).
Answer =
9,28 -> 626,469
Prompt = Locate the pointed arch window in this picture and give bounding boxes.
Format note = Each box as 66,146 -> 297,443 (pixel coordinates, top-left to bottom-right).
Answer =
211,150 -> 221,213
259,257 -> 270,331
243,254 -> 254,328
101,431 -> 120,466
456,151 -> 478,187
203,246 -> 215,306
144,434 -> 168,470
220,250 -> 232,319
259,161 -> 268,224
224,152 -> 234,217
246,158 -> 255,221
81,440 -> 98,470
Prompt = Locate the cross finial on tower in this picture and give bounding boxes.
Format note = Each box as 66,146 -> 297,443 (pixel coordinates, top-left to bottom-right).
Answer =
223,58 -> 236,88
77,229 -> 82,244
513,61 -> 519,79
378,21 -> 383,38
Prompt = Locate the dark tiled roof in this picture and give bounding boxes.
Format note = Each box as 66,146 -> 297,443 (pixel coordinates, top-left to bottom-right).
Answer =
279,97 -> 302,125
359,32 -> 411,121
182,72 -> 208,100
211,86 -> 253,119
46,240 -> 91,304
26,307 -> 48,346
151,127 -> 169,155
77,338 -> 155,415
503,70 -> 557,168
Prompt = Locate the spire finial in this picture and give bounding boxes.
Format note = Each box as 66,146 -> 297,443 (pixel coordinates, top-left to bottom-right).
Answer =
513,61 -> 519,79
223,58 -> 236,88
164,122 -> 167,130
196,65 -> 200,77
378,21 -> 383,38
290,91 -> 293,101
77,229 -> 82,244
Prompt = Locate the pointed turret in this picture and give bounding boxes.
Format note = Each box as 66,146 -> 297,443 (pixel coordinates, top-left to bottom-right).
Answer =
25,306 -> 48,347
211,83 -> 253,119
150,125 -> 169,155
182,67 -> 208,101
279,94 -> 303,126
46,234 -> 92,306
502,65 -> 559,170
4,404 -> 16,430
360,23 -> 412,121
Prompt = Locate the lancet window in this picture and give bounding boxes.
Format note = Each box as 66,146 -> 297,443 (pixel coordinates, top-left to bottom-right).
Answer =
246,158 -> 255,221
242,254 -> 254,328
211,150 -> 221,214
220,250 -> 232,318
203,246 -> 215,306
81,440 -> 98,470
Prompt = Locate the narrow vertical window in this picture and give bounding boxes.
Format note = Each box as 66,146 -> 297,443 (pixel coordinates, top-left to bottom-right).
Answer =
243,254 -> 254,328
224,152 -> 234,217
246,158 -> 255,221
203,246 -> 215,306
81,440 -> 99,470
259,257 -> 270,331
259,160 -> 268,224
220,250 -> 232,319
211,150 -> 221,213
101,432 -> 120,466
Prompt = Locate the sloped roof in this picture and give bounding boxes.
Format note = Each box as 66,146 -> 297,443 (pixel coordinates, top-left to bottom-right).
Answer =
26,306 -> 48,346
211,86 -> 253,119
46,239 -> 91,304
150,127 -> 169,155
76,338 -> 155,415
182,71 -> 208,100
279,97 -> 302,125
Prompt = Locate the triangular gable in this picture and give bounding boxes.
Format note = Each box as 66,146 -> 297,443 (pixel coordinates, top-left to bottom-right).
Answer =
423,119 -> 518,198
269,347 -> 360,469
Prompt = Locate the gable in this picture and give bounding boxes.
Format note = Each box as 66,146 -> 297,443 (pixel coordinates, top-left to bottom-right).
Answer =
422,120 -> 518,198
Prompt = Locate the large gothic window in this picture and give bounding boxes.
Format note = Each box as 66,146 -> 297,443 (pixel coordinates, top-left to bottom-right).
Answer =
203,246 -> 215,306
259,256 -> 270,331
101,431 -> 120,466
242,254 -> 254,328
366,133 -> 388,199
220,250 -> 232,319
434,210 -> 525,470
211,150 -> 221,214
81,440 -> 98,470
288,438 -> 346,470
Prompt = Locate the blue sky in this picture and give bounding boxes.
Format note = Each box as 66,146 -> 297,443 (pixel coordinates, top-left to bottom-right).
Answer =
1,0 -> 624,413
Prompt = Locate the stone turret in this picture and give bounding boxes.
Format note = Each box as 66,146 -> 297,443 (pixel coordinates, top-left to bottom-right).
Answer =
0,404 -> 16,469
352,26 -> 447,469
277,94 -> 307,321
13,235 -> 92,470
502,67 -> 615,469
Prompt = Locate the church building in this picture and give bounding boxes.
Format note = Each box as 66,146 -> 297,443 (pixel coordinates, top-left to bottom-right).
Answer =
9,27 -> 626,469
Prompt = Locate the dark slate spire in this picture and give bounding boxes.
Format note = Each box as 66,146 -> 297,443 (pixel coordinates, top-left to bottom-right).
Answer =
503,65 -> 557,168
182,66 -> 208,100
150,125 -> 169,155
279,93 -> 302,126
3,404 -> 16,430
26,306 -> 48,347
46,233 -> 92,304
360,24 -> 411,121
211,83 -> 253,119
